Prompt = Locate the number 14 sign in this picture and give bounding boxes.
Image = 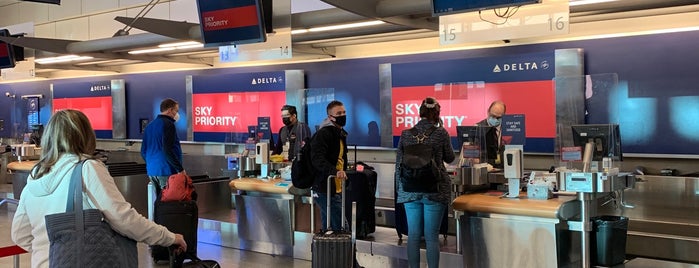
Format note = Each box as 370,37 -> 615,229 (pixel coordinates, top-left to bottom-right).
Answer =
439,0 -> 569,45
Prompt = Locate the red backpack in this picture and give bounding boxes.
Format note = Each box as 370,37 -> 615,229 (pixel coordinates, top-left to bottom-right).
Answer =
161,173 -> 195,202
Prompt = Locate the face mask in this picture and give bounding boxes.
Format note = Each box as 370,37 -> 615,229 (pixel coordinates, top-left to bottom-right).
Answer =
332,115 -> 346,127
487,116 -> 501,127
173,112 -> 180,122
282,117 -> 292,126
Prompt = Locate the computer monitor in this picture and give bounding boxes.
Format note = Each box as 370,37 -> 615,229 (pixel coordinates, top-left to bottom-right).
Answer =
432,0 -> 541,16
0,29 -> 16,69
571,124 -> 622,161
196,0 -> 267,47
456,125 -> 494,159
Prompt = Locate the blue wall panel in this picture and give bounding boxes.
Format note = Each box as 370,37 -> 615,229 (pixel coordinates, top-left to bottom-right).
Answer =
1,30 -> 698,155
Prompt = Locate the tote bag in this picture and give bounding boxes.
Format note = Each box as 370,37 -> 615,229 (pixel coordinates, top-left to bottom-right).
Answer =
44,160 -> 138,268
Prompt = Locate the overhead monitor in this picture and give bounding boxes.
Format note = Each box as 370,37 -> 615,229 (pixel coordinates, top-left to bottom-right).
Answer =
432,0 -> 541,16
0,29 -> 16,69
20,0 -> 60,4
196,0 -> 267,47
571,124 -> 623,161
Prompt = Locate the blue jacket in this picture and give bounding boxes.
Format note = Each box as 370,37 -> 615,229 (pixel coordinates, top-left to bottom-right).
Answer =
141,114 -> 183,176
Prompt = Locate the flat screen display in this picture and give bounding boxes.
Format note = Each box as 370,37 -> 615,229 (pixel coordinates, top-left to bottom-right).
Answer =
432,0 -> 541,16
0,29 -> 15,69
571,124 -> 623,161
196,0 -> 267,47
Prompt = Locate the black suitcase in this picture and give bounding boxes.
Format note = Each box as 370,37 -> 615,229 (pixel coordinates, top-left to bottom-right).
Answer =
312,176 -> 355,268
344,162 -> 377,239
149,177 -> 199,266
394,179 -> 449,239
151,200 -> 199,266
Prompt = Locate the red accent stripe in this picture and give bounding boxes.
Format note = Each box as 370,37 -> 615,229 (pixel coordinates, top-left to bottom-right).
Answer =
0,245 -> 27,258
201,5 -> 259,31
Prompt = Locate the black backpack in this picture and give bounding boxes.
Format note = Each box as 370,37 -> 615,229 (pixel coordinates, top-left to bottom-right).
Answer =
291,134 -> 316,189
399,126 -> 440,193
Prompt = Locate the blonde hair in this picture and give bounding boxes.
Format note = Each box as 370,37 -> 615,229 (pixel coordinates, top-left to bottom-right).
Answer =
31,109 -> 96,179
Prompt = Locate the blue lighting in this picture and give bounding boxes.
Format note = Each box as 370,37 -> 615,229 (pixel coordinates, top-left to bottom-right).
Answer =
669,96 -> 699,142
608,81 -> 656,146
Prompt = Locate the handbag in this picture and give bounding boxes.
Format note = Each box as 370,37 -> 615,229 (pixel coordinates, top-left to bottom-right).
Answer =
44,159 -> 138,268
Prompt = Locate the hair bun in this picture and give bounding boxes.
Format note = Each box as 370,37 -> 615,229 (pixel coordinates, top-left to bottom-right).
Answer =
422,97 -> 438,109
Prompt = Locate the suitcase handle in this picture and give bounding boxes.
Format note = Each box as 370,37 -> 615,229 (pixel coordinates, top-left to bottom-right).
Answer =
325,175 -> 345,232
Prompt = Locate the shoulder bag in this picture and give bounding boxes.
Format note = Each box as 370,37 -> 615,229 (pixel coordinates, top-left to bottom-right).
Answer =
45,160 -> 138,268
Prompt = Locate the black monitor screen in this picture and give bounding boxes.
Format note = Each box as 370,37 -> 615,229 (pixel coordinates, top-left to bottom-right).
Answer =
0,29 -> 16,69
20,0 -> 60,4
196,0 -> 267,47
571,124 -> 623,161
456,125 -> 495,158
432,0 -> 541,16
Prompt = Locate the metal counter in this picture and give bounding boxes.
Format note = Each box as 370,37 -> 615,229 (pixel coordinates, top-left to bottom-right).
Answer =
453,192 -> 581,268
225,178 -> 318,259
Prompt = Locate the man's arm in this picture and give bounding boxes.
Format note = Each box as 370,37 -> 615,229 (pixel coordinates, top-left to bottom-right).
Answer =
163,122 -> 184,173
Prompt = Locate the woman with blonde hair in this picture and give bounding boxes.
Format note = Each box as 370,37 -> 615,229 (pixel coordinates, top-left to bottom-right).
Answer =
12,109 -> 186,268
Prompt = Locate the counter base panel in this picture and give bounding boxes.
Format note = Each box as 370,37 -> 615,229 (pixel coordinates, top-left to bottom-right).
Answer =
461,213 -> 581,268
234,195 -> 294,245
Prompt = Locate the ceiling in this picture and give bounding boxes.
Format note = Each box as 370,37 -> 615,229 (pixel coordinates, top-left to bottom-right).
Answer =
1,0 -> 698,76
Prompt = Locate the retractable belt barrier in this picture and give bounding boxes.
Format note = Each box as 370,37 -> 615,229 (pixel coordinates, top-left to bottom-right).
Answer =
0,245 -> 27,268
1,198 -> 27,268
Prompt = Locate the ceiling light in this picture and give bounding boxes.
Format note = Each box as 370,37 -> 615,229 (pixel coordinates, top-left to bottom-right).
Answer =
35,55 -> 94,64
292,20 -> 386,35
291,29 -> 309,35
158,41 -> 203,48
175,44 -> 204,49
569,0 -> 617,6
128,47 -> 176,54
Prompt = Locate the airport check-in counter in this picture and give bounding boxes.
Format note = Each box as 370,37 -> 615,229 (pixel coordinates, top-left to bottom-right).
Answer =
453,192 -> 581,267
228,177 -> 319,259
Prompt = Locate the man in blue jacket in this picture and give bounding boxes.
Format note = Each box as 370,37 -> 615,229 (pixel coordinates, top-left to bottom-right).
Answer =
141,98 -> 186,189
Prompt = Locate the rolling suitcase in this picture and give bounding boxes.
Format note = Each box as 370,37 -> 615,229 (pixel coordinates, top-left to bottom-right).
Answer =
345,162 -> 377,239
312,176 -> 356,268
150,178 -> 199,267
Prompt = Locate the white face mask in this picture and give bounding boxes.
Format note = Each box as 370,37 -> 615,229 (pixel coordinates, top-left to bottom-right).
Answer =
173,112 -> 180,122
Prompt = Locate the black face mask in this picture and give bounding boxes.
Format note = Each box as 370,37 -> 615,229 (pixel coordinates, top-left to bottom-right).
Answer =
282,117 -> 292,126
332,115 -> 346,127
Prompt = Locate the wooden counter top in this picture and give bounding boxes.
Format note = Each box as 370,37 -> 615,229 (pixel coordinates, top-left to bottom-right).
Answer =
229,177 -> 292,195
7,161 -> 38,172
452,192 -> 577,219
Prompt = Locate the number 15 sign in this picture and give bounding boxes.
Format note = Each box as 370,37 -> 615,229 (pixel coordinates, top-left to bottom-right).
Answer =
439,0 -> 569,45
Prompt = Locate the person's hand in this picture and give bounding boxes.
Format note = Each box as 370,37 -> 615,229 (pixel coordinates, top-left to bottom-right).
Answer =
336,170 -> 347,180
172,234 -> 187,255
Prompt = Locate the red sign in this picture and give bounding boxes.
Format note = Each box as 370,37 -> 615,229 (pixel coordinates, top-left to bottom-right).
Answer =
201,5 -> 259,31
192,91 -> 286,133
392,80 -> 555,137
52,97 -> 113,131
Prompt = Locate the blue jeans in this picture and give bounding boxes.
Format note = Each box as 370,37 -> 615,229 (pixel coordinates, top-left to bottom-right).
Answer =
314,192 -> 346,231
404,197 -> 446,268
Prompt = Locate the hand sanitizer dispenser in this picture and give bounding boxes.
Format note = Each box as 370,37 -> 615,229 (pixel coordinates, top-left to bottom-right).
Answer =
504,148 -> 523,198
256,143 -> 269,177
